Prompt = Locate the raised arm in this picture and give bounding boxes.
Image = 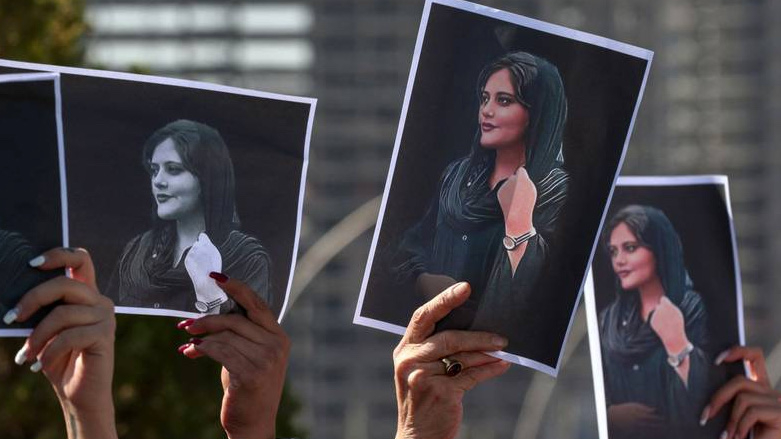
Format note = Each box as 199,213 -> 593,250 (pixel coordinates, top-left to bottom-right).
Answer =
5,248 -> 117,439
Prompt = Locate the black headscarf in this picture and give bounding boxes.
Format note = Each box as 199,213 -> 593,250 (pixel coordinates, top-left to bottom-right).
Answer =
600,205 -> 704,363
442,51 -> 568,231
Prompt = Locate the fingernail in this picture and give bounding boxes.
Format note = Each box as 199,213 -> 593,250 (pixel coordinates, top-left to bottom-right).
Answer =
176,319 -> 195,329
715,350 -> 730,366
3,307 -> 20,325
452,282 -> 469,297
28,255 -> 45,268
493,335 -> 508,349
719,431 -> 728,439
14,345 -> 28,365
209,272 -> 229,283
29,360 -> 42,373
188,337 -> 203,346
699,406 -> 710,426
177,343 -> 191,354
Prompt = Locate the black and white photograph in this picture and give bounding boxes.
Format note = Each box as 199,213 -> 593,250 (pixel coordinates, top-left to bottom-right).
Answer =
0,72 -> 68,337
584,176 -> 747,439
0,59 -> 316,320
354,0 -> 653,374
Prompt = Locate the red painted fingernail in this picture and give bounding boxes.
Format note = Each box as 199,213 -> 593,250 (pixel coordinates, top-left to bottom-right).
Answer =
177,343 -> 190,354
188,337 -> 203,345
209,272 -> 229,283
176,319 -> 195,329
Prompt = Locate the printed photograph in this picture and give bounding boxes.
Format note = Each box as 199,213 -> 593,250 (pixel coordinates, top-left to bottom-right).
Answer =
586,176 -> 746,439
355,0 -> 653,374
0,60 -> 315,320
0,73 -> 67,336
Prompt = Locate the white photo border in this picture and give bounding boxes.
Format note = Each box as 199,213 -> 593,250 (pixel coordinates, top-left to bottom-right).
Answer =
353,0 -> 654,376
0,59 -> 316,324
584,174 -> 748,438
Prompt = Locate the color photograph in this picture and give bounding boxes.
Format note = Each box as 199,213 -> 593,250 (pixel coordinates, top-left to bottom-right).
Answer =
585,176 -> 746,439
355,0 -> 653,374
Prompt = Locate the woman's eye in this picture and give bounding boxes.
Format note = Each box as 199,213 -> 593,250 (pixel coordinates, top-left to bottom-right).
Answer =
149,165 -> 159,177
608,247 -> 617,258
166,164 -> 184,175
625,244 -> 637,252
480,93 -> 489,105
498,96 -> 513,105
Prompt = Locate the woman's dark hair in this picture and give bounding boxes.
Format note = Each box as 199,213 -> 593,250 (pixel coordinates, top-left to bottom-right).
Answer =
602,205 -> 688,305
142,120 -> 239,264
468,51 -> 567,184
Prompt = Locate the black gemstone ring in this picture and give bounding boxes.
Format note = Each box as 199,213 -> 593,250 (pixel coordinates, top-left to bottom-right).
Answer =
441,357 -> 463,377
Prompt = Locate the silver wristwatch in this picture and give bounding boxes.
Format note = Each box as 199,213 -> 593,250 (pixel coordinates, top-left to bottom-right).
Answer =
667,342 -> 694,368
502,227 -> 537,251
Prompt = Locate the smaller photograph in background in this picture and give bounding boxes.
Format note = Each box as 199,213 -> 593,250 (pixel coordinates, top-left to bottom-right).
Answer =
585,175 -> 746,439
0,73 -> 68,337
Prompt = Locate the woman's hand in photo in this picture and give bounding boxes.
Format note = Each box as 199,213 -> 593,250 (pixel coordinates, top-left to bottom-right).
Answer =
178,274 -> 289,439
394,282 -> 510,439
497,166 -> 537,237
649,296 -> 689,355
4,248 -> 118,439
701,346 -> 781,439
185,232 -> 228,313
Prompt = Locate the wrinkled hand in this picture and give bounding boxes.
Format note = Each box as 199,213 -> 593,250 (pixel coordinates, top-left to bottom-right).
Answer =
649,296 -> 688,354
607,402 -> 665,439
394,282 -> 510,439
179,273 -> 288,439
185,233 -> 227,314
496,166 -> 536,236
5,248 -> 117,439
701,346 -> 781,439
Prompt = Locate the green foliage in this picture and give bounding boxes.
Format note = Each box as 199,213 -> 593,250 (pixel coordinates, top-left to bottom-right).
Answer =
0,0 -> 88,65
0,316 -> 307,439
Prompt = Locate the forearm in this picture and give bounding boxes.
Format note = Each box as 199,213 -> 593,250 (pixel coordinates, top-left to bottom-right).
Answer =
60,399 -> 118,439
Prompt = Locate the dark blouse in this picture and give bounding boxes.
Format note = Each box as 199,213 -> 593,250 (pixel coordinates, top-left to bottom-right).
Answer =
394,157 -> 568,346
107,229 -> 271,313
599,290 -> 717,438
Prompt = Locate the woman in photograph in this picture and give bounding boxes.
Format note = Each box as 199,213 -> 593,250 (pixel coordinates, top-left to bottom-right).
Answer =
107,120 -> 271,314
600,205 -> 712,439
394,51 -> 568,333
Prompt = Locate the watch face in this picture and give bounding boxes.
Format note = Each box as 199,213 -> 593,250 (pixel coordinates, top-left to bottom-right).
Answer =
195,301 -> 208,313
503,236 -> 516,250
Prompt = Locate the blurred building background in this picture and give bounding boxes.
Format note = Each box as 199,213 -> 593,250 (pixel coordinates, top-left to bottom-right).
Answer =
11,0 -> 781,437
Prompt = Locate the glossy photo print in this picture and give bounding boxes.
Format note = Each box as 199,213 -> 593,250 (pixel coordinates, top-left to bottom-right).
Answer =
0,59 -> 316,321
354,0 -> 653,375
0,72 -> 68,337
584,176 -> 746,439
